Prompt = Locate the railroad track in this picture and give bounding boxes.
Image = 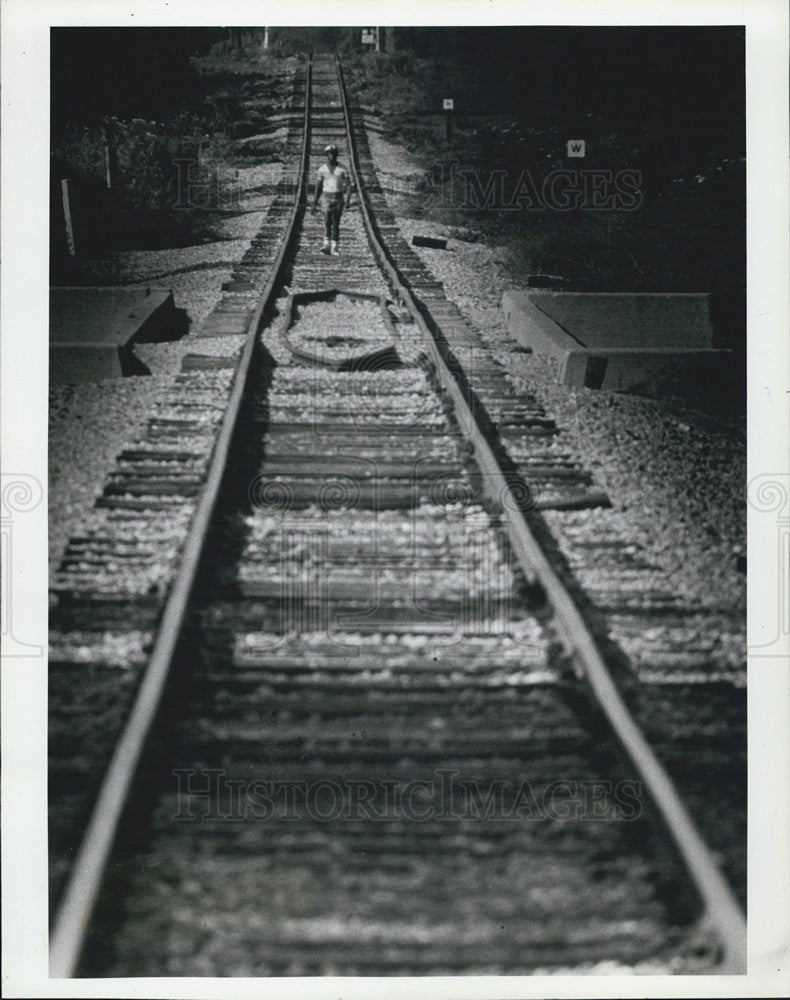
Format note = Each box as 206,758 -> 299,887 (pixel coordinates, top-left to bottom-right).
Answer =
49,54 -> 746,976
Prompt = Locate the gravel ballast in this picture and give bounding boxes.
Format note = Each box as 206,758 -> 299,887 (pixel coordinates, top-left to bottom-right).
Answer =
49,109 -> 747,708
47,62 -> 745,976
49,164 -> 281,575
363,126 -> 746,631
412,223 -> 745,619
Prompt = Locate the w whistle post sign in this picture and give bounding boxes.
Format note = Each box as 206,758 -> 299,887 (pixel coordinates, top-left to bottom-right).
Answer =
566,139 -> 586,157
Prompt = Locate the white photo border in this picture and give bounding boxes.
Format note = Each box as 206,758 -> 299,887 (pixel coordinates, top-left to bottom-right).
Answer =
2,1 -> 787,996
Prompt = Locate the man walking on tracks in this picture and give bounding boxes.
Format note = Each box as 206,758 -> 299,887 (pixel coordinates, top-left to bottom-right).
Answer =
312,143 -> 352,256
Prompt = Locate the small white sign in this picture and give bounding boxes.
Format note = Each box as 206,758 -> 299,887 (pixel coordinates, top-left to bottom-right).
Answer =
443,98 -> 454,111
361,28 -> 376,44
566,139 -> 586,157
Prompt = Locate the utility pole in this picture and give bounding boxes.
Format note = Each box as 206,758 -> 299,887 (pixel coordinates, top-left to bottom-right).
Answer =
375,27 -> 381,52
263,26 -> 270,50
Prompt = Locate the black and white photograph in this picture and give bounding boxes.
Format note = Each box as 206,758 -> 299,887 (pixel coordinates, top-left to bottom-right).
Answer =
2,2 -> 789,996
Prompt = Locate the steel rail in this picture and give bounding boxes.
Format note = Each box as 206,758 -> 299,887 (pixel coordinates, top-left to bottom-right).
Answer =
49,58 -> 315,979
335,56 -> 747,973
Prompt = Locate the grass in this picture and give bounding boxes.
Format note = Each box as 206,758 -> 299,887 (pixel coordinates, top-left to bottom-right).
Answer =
50,45 -> 297,271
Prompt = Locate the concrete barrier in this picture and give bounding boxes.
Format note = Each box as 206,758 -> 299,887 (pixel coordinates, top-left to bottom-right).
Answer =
50,287 -> 176,385
502,290 -> 729,391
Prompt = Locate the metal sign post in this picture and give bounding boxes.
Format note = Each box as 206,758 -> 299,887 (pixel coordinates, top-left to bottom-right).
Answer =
443,98 -> 454,142
361,28 -> 379,49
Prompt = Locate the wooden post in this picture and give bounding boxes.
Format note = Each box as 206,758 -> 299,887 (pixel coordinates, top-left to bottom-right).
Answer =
102,120 -> 117,190
263,26 -> 269,50
61,179 -> 76,257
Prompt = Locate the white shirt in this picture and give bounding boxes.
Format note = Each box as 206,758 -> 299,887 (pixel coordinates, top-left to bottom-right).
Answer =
317,161 -> 349,197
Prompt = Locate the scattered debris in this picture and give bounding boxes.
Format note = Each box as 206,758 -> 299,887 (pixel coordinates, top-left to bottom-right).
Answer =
527,273 -> 566,288
412,235 -> 448,250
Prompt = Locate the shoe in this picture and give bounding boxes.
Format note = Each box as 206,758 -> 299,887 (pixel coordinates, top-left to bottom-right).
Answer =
320,239 -> 330,255
330,241 -> 339,256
